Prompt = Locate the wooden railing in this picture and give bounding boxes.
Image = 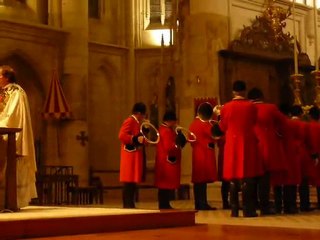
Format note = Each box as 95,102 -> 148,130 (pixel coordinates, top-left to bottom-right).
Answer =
89,168 -> 190,201
36,166 -> 78,205
36,165 -> 103,205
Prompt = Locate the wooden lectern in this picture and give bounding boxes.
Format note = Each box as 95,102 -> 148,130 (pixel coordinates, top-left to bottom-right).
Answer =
0,127 -> 21,211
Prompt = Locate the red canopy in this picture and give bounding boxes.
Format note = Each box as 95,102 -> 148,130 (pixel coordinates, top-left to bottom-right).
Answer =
194,97 -> 217,117
42,70 -> 72,120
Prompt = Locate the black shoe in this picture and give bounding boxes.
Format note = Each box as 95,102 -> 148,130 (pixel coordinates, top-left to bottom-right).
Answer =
196,204 -> 217,210
223,202 -> 231,209
300,207 -> 315,212
231,209 -> 239,217
123,204 -> 135,209
243,211 -> 258,218
274,207 -> 282,214
283,207 -> 298,214
159,204 -> 174,210
260,207 -> 276,216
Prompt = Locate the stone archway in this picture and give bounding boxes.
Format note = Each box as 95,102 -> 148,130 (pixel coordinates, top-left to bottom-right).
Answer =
88,60 -> 121,171
0,53 -> 45,165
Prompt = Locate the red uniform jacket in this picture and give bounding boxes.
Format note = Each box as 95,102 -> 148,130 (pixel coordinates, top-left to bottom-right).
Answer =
217,136 -> 225,181
154,123 -> 181,189
119,115 -> 144,183
308,120 -> 320,185
280,118 -> 304,185
253,102 -> 287,173
189,117 -> 217,183
219,99 -> 263,180
302,121 -> 320,185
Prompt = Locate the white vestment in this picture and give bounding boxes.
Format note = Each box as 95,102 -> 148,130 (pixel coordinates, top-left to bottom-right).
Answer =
0,83 -> 37,209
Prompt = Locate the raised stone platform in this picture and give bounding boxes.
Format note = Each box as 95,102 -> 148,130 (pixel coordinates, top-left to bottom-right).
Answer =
0,206 -> 196,239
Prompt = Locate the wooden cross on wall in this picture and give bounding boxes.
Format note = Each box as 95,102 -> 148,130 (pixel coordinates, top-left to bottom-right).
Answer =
76,131 -> 88,146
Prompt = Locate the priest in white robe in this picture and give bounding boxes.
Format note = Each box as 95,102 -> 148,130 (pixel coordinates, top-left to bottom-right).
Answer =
0,65 -> 37,210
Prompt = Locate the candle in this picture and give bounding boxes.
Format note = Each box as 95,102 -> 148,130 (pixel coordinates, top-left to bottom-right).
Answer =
314,0 -> 319,70
161,34 -> 164,66
160,0 -> 165,25
293,0 -> 299,74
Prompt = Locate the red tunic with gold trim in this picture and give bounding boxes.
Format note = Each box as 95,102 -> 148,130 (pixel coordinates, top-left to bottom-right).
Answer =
189,117 -> 217,183
219,98 -> 263,180
154,123 -> 182,189
253,102 -> 287,174
119,115 -> 144,183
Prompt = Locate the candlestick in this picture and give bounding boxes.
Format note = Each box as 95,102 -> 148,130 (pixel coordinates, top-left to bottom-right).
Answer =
314,0 -> 319,70
293,0 -> 298,74
290,73 -> 304,106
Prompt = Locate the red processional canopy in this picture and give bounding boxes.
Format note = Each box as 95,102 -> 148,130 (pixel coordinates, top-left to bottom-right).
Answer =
42,70 -> 72,120
194,97 -> 218,117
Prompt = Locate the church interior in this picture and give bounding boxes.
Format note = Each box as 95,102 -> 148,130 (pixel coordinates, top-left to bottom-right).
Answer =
2,0 -> 320,239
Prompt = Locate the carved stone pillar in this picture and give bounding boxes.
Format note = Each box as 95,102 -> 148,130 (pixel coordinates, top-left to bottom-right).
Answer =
59,0 -> 89,186
48,0 -> 62,27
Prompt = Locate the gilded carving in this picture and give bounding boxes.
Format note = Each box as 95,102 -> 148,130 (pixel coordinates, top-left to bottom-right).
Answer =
230,3 -> 294,57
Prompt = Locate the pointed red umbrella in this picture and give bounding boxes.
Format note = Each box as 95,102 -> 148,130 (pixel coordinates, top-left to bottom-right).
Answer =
42,70 -> 72,120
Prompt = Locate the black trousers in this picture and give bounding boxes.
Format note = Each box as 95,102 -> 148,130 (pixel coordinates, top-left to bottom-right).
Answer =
242,178 -> 258,217
299,177 -> 311,211
317,186 -> 320,208
229,180 -> 240,217
158,189 -> 174,209
283,185 -> 298,214
122,183 -> 137,208
193,183 -> 209,210
221,180 -> 230,208
273,185 -> 283,213
257,172 -> 271,213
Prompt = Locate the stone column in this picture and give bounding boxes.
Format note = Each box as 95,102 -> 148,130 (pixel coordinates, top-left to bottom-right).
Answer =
179,0 -> 229,185
48,0 -> 62,27
59,0 -> 89,186
127,0 -> 136,107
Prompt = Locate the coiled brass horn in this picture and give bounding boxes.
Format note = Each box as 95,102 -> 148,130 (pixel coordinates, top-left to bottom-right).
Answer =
140,120 -> 160,144
175,126 -> 197,142
213,104 -> 223,117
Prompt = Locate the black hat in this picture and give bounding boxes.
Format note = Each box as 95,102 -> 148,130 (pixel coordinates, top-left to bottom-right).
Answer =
163,111 -> 177,121
247,87 -> 263,100
233,80 -> 246,92
197,102 -> 213,120
291,105 -> 303,117
132,102 -> 146,114
309,106 -> 320,120
278,103 -> 291,116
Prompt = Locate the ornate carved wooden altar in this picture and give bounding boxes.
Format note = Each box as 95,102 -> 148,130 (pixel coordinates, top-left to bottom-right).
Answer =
0,127 -> 21,211
218,50 -> 294,105
218,2 -> 314,106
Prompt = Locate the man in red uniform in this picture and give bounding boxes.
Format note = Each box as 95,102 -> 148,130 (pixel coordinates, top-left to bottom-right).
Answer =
247,88 -> 287,215
119,102 -> 147,208
189,102 -> 218,210
292,105 -> 316,212
219,80 -> 263,217
155,111 -> 186,209
282,106 -> 306,214
308,106 -> 320,209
